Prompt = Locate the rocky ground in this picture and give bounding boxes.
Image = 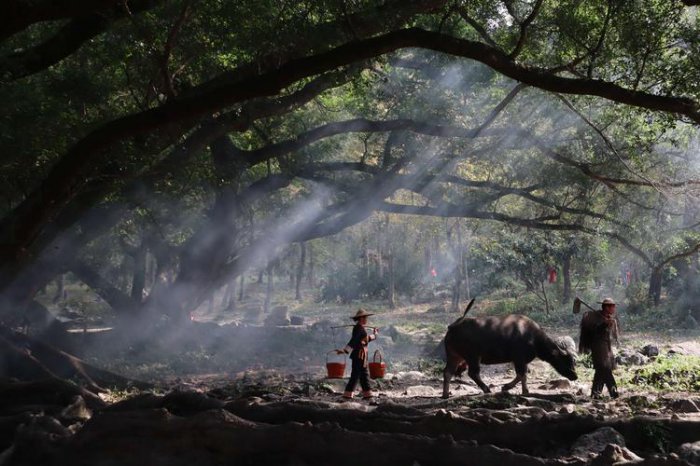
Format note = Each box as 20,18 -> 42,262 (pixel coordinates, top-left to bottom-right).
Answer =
2,298 -> 698,465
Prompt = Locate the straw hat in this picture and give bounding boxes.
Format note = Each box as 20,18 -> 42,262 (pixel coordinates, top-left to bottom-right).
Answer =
351,309 -> 374,320
599,298 -> 616,306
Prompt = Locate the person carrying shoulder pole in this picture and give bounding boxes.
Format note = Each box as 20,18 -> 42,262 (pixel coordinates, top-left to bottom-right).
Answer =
578,297 -> 620,399
336,309 -> 378,400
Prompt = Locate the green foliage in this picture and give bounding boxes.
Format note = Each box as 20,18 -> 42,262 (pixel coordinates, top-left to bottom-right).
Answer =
625,354 -> 700,392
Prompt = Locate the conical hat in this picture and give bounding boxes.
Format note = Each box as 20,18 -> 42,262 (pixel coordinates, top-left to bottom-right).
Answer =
351,309 -> 374,320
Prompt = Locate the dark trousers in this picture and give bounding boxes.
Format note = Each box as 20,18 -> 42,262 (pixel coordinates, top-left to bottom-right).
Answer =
592,366 -> 618,398
345,357 -> 371,393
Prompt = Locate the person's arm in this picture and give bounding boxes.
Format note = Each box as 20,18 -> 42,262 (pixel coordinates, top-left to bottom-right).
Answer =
612,317 -> 620,345
339,325 -> 361,354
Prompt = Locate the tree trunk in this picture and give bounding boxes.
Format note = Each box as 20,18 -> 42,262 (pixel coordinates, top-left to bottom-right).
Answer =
562,253 -> 572,303
264,262 -> 274,314
224,281 -> 236,311
388,253 -> 395,309
449,220 -> 463,313
306,242 -> 314,287
649,266 -> 663,306
52,274 -> 65,304
130,246 -> 146,303
238,274 -> 245,301
295,243 -> 306,301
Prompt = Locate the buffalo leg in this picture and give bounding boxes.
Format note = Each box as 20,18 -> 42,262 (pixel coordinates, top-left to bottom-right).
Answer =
442,350 -> 465,399
467,362 -> 490,394
520,370 -> 529,395
501,362 -> 528,394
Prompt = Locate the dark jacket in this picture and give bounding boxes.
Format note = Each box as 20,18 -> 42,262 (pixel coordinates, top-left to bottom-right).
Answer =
345,323 -> 374,361
579,310 -> 619,369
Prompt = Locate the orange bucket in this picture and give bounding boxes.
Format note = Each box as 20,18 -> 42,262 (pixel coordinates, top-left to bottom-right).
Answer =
326,350 -> 346,378
369,349 -> 386,379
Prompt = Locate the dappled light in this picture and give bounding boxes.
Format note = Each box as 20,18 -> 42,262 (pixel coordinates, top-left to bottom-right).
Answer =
1,1 -> 699,465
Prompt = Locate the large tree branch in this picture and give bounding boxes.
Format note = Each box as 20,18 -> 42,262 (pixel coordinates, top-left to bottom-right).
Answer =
69,259 -> 136,313
0,0 -> 162,81
509,0 -> 544,59
2,0 -> 120,40
3,26 -> 699,280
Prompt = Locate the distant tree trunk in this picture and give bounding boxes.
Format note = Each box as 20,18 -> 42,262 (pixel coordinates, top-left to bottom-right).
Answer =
295,243 -> 306,301
264,262 -> 274,314
131,246 -> 146,303
388,253 -> 396,309
562,253 -> 572,303
306,242 -> 314,287
52,274 -> 65,304
222,279 -> 236,312
449,220 -> 463,313
649,266 -> 663,306
257,268 -> 265,284
463,245 -> 470,301
238,274 -> 245,301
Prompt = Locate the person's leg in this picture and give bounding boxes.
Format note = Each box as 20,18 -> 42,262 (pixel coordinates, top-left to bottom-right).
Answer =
603,368 -> 619,398
343,358 -> 360,398
591,369 -> 604,398
360,365 -> 372,398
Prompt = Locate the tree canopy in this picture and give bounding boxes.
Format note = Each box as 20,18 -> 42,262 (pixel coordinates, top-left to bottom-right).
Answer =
1,0 -> 699,323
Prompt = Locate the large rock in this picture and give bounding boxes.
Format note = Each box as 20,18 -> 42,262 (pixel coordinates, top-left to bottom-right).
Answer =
557,336 -> 577,354
589,444 -> 643,465
616,350 -> 649,366
640,344 -> 660,357
571,427 -> 627,459
392,371 -> 429,383
677,441 -> 700,465
290,316 -> 305,326
403,385 -> 437,397
264,306 -> 290,327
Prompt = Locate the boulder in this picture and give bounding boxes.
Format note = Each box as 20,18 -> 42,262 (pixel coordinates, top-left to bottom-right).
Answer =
290,316 -> 305,326
590,444 -> 643,465
616,350 -> 648,366
264,306 -> 290,327
571,427 -> 626,459
392,371 -> 429,383
676,441 -> 700,465
640,344 -> 660,357
557,336 -> 577,354
404,385 -> 438,397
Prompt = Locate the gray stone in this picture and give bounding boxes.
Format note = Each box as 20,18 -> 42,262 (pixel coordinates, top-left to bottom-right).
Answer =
264,305 -> 290,326
557,336 -> 577,354
671,399 -> 700,413
392,371 -> 428,382
616,350 -> 649,366
404,385 -> 437,397
677,441 -> 700,465
559,404 -> 576,414
640,344 -> 660,357
548,378 -> 573,390
290,315 -> 305,325
571,427 -> 626,458
590,444 -> 643,465
59,396 -> 91,422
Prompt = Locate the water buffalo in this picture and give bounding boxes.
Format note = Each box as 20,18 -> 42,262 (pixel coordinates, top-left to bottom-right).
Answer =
442,304 -> 577,398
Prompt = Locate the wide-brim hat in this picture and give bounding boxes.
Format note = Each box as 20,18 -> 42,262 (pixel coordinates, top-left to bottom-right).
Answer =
599,298 -> 616,306
351,309 -> 374,320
